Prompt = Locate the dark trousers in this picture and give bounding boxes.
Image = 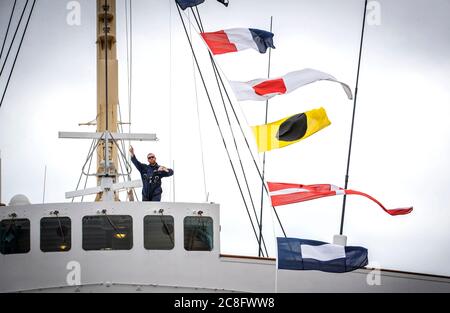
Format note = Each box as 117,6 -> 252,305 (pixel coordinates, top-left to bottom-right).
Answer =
142,194 -> 161,202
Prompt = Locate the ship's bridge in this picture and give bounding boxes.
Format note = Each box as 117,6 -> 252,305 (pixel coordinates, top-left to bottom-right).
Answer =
0,201 -> 255,292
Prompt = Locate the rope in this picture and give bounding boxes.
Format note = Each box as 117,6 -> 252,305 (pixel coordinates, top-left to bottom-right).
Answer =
0,0 -> 27,78
125,0 -> 133,154
103,0 -> 109,172
211,60 -> 287,238
168,0 -> 173,201
259,16 -> 274,257
188,11 -> 208,202
71,138 -> 96,203
191,8 -> 287,239
0,0 -> 35,108
124,0 -> 139,202
176,4 -> 265,256
191,7 -> 268,256
0,0 -> 17,62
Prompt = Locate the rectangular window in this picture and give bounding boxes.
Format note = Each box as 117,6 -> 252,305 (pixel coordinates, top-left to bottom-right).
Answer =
40,217 -> 71,252
0,218 -> 30,255
82,215 -> 133,251
144,215 -> 174,250
184,216 -> 213,251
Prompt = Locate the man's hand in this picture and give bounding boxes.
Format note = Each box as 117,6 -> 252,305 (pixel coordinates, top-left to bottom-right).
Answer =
129,146 -> 134,156
158,166 -> 169,172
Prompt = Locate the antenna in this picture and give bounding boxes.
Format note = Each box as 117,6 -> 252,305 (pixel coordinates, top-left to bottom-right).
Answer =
258,16 -> 274,257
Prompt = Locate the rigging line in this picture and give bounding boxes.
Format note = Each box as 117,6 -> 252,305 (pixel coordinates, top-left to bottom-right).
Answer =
259,16 -> 273,257
72,139 -> 96,203
0,0 -> 27,78
191,7 -> 267,256
191,8 -> 268,256
80,144 -> 95,203
188,11 -> 208,202
339,0 -> 368,235
109,132 -> 133,174
120,4 -> 133,200
193,12 -> 286,238
118,102 -> 139,201
0,0 -> 35,108
176,4 -> 264,254
103,0 -> 109,174
0,0 -> 17,62
117,105 -> 133,200
125,0 -> 131,153
168,0 -> 173,201
217,66 -> 287,238
213,60 -> 269,257
129,0 -> 133,137
211,60 -> 287,238
194,6 -> 203,31
82,137 -> 103,176
117,102 -> 132,176
125,0 -> 133,165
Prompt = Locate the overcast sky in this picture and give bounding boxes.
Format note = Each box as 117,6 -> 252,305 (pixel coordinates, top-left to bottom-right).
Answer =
0,0 -> 449,276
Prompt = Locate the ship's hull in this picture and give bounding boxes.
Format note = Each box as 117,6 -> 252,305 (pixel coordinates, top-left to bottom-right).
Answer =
1,202 -> 449,293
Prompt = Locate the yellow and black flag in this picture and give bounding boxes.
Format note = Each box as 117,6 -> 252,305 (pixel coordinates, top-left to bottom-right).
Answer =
251,107 -> 331,152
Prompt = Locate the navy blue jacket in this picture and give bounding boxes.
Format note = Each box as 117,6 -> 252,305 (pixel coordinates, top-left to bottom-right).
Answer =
131,155 -> 174,201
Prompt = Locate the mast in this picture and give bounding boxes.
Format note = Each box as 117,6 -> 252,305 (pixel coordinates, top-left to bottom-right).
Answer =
96,0 -> 119,201
59,0 -> 157,201
338,0 -> 368,235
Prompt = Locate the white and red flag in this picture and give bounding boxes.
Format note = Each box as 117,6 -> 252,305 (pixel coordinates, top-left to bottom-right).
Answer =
229,68 -> 353,101
267,182 -> 413,216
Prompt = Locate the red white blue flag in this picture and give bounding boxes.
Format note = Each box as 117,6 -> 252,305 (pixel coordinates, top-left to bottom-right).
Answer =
201,28 -> 275,55
267,182 -> 413,216
229,68 -> 353,101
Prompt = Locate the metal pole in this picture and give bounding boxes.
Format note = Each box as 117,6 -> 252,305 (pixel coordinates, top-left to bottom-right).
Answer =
42,165 -> 47,203
0,150 -> 3,205
339,0 -> 368,235
103,0 -> 110,175
258,16 -> 273,257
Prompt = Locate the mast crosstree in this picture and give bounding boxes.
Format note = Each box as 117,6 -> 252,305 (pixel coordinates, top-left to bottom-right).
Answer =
59,0 -> 157,202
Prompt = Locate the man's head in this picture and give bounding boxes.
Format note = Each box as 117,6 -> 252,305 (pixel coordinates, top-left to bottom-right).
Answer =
147,153 -> 156,165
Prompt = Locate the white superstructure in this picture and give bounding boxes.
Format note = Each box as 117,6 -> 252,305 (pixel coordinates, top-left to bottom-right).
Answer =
1,200 -> 449,293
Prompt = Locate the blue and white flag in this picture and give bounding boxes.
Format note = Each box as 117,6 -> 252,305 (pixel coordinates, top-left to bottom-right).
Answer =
175,0 -> 229,10
277,237 -> 368,273
175,0 -> 205,10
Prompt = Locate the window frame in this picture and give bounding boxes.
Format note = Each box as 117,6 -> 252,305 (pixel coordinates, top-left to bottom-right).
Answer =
183,216 -> 214,252
82,215 -> 134,251
143,215 -> 175,250
0,218 -> 31,255
40,216 -> 72,253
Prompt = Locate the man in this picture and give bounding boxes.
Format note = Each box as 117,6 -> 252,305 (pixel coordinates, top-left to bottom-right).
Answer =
129,146 -> 174,201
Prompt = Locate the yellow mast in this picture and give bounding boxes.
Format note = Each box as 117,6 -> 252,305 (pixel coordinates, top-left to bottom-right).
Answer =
59,0 -> 157,201
96,0 -> 119,201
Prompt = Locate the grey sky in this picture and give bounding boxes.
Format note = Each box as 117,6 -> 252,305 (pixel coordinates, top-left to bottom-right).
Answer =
0,0 -> 449,276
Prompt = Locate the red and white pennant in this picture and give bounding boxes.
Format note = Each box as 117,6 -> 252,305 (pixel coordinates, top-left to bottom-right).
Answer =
267,182 -> 413,216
